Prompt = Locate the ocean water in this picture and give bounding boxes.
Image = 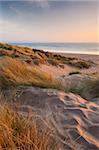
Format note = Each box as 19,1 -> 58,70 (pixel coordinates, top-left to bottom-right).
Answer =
11,42 -> 99,55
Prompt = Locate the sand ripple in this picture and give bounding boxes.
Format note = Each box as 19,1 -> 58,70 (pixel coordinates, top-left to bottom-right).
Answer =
57,92 -> 99,149
11,87 -> 99,150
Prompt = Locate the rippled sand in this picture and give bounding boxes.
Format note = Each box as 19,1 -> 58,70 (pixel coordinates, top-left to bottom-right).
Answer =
8,87 -> 99,150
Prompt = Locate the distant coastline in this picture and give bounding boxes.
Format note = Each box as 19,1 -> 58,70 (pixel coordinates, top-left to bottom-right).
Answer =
9,42 -> 99,55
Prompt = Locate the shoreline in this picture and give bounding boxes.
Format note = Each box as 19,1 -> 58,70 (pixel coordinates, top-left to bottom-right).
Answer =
8,43 -> 99,56
0,42 -> 99,64
12,44 -> 99,63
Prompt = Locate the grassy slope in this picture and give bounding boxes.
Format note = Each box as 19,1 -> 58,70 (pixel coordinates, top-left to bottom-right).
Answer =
0,43 -> 93,68
0,44 -> 63,149
0,57 -> 62,90
0,43 -> 98,98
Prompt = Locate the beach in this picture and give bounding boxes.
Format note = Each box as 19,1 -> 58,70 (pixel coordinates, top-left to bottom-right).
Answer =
37,53 -> 99,77
0,43 -> 99,150
60,53 -> 99,64
0,0 -> 98,149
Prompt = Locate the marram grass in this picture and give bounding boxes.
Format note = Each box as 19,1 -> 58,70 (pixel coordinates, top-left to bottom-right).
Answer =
0,57 -> 62,90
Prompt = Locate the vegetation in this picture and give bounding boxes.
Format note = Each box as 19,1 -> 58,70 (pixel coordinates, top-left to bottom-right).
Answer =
0,57 -> 62,90
80,79 -> 99,99
0,43 -> 98,150
47,59 -> 60,66
0,43 -> 93,69
0,43 -> 15,51
71,60 -> 91,69
68,78 -> 99,99
0,104 -> 60,150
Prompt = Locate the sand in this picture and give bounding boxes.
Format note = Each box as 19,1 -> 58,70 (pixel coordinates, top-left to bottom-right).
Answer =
1,51 -> 99,149
37,53 -> 99,77
6,86 -> 99,150
37,64 -> 75,77
59,53 -> 99,64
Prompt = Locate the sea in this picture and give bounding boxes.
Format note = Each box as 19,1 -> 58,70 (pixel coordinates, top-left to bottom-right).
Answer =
10,42 -> 99,55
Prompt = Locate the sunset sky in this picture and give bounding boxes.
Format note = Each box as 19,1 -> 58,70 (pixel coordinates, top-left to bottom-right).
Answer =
0,0 -> 99,43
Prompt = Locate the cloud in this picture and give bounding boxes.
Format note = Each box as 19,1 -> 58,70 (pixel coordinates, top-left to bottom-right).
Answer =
28,0 -> 49,9
8,0 -> 50,18
0,20 -> 30,42
37,0 -> 49,8
9,6 -> 22,15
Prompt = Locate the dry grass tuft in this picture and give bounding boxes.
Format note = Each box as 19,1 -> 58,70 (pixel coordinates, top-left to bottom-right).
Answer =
0,57 -> 62,90
0,104 -> 60,150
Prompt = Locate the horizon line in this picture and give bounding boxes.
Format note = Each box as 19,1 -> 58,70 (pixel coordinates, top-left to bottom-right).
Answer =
0,41 -> 99,44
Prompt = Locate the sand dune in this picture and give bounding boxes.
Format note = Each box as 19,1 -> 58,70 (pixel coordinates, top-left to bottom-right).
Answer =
37,54 -> 99,77
5,87 -> 99,150
0,43 -> 99,149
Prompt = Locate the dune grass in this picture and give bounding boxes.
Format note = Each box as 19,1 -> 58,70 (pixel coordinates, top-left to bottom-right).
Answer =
0,57 -> 62,90
79,79 -> 99,99
0,104 -> 60,150
69,78 -> 99,99
0,43 -> 14,51
0,43 -> 94,69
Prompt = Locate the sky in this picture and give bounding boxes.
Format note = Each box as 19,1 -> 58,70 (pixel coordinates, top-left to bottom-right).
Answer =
0,0 -> 99,43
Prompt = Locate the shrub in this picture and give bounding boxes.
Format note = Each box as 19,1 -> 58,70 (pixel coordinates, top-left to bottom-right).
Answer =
47,59 -> 60,66
33,58 -> 45,65
45,52 -> 53,58
59,64 -> 64,69
0,43 -> 14,51
72,60 -> 91,69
